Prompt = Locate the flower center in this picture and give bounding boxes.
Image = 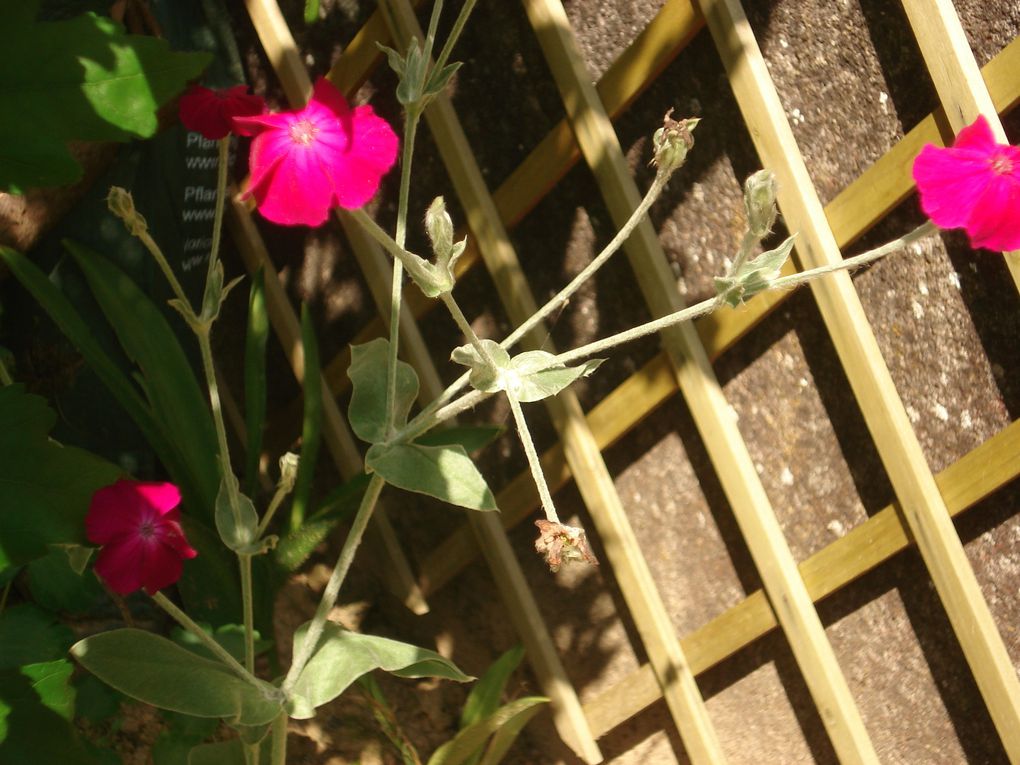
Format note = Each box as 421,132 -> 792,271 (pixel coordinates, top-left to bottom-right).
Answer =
289,119 -> 319,146
990,153 -> 1014,175
138,520 -> 156,540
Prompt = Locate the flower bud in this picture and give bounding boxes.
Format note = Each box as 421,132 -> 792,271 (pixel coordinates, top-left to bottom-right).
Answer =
278,452 -> 300,492
743,169 -> 778,238
107,186 -> 148,236
425,196 -> 453,259
652,110 -> 699,176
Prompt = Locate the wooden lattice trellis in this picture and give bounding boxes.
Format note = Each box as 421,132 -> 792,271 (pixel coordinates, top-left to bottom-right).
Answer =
229,0 -> 1020,762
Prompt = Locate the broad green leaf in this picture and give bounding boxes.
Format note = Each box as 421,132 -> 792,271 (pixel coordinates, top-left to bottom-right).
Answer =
415,425 -> 503,454
0,604 -> 74,669
67,240 -> 220,520
0,247 -> 192,509
72,629 -> 282,726
27,547 -> 104,614
0,384 -> 120,569
0,5 -> 211,192
243,270 -> 268,497
172,624 -> 272,665
460,646 -> 525,729
348,338 -> 420,444
187,739 -> 247,765
73,675 -> 121,723
508,351 -> 604,403
366,443 -> 497,511
0,659 -> 93,765
426,697 -> 547,765
214,476 -> 259,552
288,622 -> 471,719
290,305 -> 323,529
478,699 -> 548,765
451,340 -> 510,394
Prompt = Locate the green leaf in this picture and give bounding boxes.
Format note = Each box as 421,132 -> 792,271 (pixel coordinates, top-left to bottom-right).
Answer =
348,338 -> 420,444
415,425 -> 503,454
460,646 -> 525,730
714,235 -> 796,308
0,604 -> 74,669
27,547 -> 105,614
376,43 -> 406,78
0,9 -> 210,192
73,675 -> 121,723
172,624 -> 272,665
424,61 -> 462,100
426,697 -> 547,765
0,384 -> 120,569
303,0 -> 320,24
477,699 -> 548,765
214,476 -> 259,552
243,270 -> 268,497
0,659 -> 94,765
451,340 -> 510,394
366,443 -> 496,511
508,351 -> 604,403
152,712 -> 220,765
187,739 -> 247,765
288,622 -> 471,719
0,247 -> 192,508
71,629 -> 282,726
290,306 -> 323,529
66,240 -> 220,520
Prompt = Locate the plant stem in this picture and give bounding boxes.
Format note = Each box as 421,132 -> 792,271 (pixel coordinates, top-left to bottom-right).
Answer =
151,591 -> 260,686
206,137 -> 231,288
503,171 -> 669,351
727,229 -> 759,279
0,581 -> 11,615
432,0 -> 478,75
255,481 -> 290,539
385,110 -> 420,437
269,711 -> 288,765
137,229 -> 191,312
240,553 -> 255,675
422,0 -> 444,61
197,330 -> 242,518
506,394 -> 559,523
0,356 -> 12,386
439,290 -> 498,369
551,220 -> 938,369
281,473 -> 386,693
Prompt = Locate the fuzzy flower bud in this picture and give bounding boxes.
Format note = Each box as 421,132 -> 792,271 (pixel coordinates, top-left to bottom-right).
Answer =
107,186 -> 148,236
743,169 -> 778,239
278,452 -> 300,492
652,110 -> 699,176
425,196 -> 454,259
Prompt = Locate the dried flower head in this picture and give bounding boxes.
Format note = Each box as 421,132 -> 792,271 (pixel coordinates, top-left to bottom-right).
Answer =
652,109 -> 699,176
534,520 -> 598,572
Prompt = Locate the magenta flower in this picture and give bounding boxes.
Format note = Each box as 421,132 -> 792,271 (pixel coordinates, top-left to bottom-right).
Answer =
912,115 -> 1020,252
85,479 -> 197,596
233,78 -> 399,226
179,84 -> 266,140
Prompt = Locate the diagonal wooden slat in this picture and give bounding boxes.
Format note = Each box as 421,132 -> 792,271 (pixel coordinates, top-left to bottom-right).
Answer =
583,419 -> 1020,735
898,0 -> 1020,291
379,0 -> 723,760
524,0 -> 881,761
697,0 -> 1020,758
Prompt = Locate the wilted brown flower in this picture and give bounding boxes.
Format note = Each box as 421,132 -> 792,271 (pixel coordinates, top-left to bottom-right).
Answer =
534,520 -> 598,572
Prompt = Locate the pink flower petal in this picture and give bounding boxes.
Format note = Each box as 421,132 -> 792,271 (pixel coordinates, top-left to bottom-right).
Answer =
239,78 -> 398,226
85,479 -> 195,596
134,482 -> 182,514
965,172 -> 1020,251
913,143 -> 995,229
180,84 -> 265,140
953,115 -> 996,152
